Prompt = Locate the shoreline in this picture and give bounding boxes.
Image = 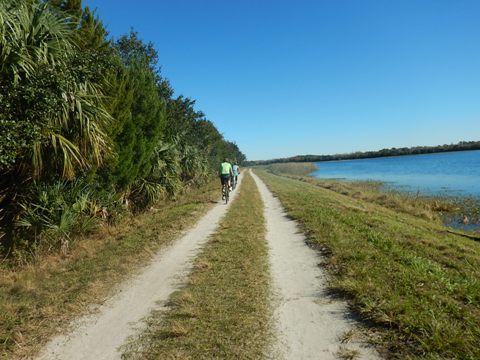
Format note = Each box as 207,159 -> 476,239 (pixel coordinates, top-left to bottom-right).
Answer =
311,174 -> 480,200
312,176 -> 480,233
262,162 -> 480,233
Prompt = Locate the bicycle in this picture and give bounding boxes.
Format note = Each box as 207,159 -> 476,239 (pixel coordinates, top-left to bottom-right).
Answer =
222,182 -> 230,204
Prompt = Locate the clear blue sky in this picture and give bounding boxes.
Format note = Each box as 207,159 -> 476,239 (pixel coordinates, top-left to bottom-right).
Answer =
83,0 -> 480,161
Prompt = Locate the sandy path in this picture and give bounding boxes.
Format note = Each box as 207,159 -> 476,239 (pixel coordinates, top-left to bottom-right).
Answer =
252,172 -> 380,360
36,176 -> 243,360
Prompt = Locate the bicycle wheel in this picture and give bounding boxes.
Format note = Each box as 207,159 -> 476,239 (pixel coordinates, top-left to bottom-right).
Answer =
225,185 -> 229,204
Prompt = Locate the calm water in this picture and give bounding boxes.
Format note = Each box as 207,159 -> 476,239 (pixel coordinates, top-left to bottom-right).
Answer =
311,150 -> 480,198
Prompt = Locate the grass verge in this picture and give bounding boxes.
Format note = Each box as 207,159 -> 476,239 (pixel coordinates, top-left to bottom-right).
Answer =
259,162 -> 480,231
122,172 -> 272,360
0,181 -> 218,359
255,169 -> 480,359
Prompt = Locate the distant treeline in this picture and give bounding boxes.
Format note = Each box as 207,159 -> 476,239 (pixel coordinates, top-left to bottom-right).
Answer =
246,141 -> 480,166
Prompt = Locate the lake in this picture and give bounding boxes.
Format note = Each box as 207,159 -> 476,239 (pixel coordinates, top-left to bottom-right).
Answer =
311,150 -> 480,198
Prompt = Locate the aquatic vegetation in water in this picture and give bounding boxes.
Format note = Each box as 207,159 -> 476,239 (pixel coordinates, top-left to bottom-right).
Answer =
441,197 -> 480,232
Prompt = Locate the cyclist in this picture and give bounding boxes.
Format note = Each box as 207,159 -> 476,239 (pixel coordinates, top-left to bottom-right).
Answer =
232,162 -> 240,188
219,157 -> 233,199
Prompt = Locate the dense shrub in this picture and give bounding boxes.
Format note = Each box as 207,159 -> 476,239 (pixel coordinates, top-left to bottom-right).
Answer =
0,0 -> 246,258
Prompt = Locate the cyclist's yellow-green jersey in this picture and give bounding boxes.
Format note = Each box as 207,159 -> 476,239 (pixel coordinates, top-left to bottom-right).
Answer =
219,162 -> 232,175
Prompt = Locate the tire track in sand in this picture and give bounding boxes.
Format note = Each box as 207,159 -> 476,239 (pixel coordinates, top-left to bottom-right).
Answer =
36,176 -> 243,360
252,171 -> 380,360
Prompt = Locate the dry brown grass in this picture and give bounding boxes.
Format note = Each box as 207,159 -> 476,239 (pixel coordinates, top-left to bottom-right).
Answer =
122,172 -> 273,360
263,162 -> 318,176
0,181 -> 218,359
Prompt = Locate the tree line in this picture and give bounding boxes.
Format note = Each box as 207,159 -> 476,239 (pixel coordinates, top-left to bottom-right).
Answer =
0,0 -> 245,257
247,140 -> 480,166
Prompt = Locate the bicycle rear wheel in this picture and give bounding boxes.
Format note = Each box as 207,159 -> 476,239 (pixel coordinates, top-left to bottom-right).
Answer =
225,185 -> 229,204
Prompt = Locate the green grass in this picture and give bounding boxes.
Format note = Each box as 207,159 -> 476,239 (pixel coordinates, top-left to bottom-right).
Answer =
263,166 -> 457,223
122,172 -> 272,360
0,181 -> 218,359
265,164 -> 480,232
255,169 -> 480,359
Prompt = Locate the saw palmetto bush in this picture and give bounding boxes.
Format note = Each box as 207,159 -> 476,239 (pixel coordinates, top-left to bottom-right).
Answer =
179,144 -> 210,185
128,140 -> 182,209
15,180 -> 99,254
150,141 -> 183,197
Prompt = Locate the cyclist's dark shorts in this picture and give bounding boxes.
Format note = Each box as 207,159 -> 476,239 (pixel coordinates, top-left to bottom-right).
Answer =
220,174 -> 230,186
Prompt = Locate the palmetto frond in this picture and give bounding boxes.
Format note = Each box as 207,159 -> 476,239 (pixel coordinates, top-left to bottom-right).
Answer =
0,0 -> 73,83
53,80 -> 112,177
0,0 -> 112,178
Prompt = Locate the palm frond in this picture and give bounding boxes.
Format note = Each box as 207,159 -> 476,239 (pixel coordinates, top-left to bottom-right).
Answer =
0,0 -> 74,83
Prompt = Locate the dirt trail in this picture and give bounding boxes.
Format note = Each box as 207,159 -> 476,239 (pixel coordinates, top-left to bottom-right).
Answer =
252,172 -> 380,360
36,177 -> 243,360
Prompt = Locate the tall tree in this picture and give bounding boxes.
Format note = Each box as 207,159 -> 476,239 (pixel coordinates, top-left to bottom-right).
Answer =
99,33 -> 167,190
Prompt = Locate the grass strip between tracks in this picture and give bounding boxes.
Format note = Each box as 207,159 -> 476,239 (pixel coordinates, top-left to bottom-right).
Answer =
254,169 -> 480,359
122,172 -> 272,360
0,181 -> 218,359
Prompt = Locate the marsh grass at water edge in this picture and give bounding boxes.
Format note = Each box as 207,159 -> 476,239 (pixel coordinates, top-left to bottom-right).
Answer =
311,150 -> 480,198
